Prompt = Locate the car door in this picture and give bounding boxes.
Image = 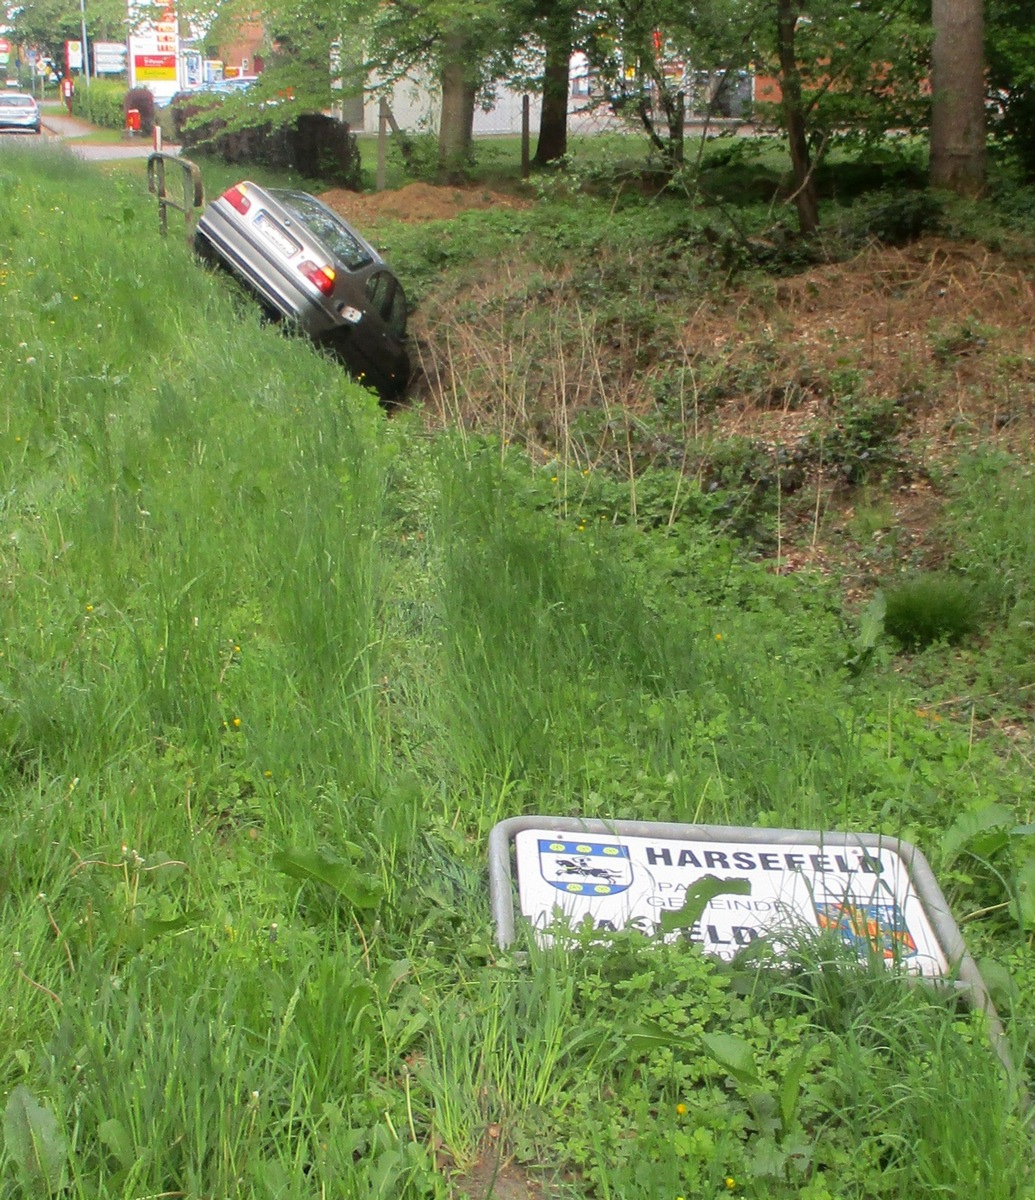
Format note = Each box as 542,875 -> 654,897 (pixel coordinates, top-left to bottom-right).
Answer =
365,270 -> 406,338
340,268 -> 409,395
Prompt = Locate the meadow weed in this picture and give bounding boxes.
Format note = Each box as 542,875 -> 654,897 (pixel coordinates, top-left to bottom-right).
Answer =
0,143 -> 1033,1199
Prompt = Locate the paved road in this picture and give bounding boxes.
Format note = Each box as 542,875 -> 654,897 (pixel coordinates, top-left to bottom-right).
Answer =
67,137 -> 181,162
0,108 -> 181,160
47,112 -> 181,160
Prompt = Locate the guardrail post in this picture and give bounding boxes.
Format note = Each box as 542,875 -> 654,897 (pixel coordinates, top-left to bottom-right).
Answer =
147,153 -> 204,237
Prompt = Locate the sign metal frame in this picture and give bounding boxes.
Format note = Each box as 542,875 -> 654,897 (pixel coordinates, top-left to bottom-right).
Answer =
489,815 -> 1011,1074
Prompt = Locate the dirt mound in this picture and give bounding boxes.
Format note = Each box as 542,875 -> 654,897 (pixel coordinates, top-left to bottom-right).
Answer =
691,237 -> 1035,454
319,181 -> 531,226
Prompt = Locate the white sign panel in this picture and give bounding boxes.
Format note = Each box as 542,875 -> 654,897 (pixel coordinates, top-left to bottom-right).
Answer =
513,827 -> 948,976
93,42 -> 128,75
127,2 -> 179,99
182,50 -> 202,87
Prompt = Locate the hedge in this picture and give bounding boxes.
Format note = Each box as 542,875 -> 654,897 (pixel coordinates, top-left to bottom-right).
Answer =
78,79 -> 127,130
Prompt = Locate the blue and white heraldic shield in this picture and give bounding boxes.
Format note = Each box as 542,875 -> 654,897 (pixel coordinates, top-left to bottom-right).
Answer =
537,839 -> 633,897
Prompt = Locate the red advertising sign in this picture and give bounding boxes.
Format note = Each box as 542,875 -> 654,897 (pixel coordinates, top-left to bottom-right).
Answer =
133,53 -> 177,80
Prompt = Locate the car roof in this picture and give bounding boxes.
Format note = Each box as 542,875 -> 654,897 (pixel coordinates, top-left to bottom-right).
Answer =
207,76 -> 259,90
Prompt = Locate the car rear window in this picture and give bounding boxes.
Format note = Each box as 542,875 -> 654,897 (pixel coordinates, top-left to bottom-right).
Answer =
272,191 -> 372,271
0,96 -> 34,107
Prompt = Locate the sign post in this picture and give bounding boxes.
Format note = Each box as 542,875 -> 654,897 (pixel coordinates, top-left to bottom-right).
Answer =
79,0 -> 91,85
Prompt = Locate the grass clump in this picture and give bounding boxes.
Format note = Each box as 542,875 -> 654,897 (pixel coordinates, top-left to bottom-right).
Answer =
882,572 -> 984,648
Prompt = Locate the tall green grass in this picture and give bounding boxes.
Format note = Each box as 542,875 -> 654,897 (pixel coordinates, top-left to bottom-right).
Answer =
1,144 -> 1033,1198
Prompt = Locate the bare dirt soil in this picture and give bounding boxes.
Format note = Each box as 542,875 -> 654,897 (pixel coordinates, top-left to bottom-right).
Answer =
322,184 -> 1035,594
449,1153 -> 561,1200
705,237 -> 1035,457
319,181 -> 532,225
692,236 -> 1035,585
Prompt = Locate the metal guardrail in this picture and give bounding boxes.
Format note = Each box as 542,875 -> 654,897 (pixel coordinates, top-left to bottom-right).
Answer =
147,153 -> 204,236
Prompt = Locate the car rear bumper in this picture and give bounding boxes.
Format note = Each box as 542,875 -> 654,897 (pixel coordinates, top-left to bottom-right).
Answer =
196,204 -> 340,337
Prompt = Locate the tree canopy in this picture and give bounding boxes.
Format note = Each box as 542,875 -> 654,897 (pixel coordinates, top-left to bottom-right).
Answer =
5,0 -> 1009,198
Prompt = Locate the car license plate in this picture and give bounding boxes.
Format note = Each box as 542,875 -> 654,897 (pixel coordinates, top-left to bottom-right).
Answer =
254,212 -> 301,259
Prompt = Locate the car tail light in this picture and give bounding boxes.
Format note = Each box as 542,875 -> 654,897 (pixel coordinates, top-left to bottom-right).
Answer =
299,261 -> 336,295
221,184 -> 251,214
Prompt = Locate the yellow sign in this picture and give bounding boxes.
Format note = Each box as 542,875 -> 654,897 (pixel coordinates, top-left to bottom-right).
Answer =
133,53 -> 176,81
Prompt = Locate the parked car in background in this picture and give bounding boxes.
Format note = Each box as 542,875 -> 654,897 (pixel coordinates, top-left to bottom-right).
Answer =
165,76 -> 285,143
194,181 -> 410,399
166,75 -> 259,108
0,93 -> 40,134
202,75 -> 260,95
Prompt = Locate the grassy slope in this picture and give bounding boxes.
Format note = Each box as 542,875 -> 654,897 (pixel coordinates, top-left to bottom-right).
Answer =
1,144 -> 1033,1199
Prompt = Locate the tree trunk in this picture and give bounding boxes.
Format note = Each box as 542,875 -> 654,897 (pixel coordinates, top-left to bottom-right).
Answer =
930,0 -> 986,195
533,10 -> 571,165
776,0 -> 819,235
438,31 -> 476,183
662,87 -> 685,167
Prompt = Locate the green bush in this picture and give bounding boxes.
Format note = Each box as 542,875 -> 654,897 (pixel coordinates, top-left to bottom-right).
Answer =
78,78 -> 126,130
882,572 -> 983,648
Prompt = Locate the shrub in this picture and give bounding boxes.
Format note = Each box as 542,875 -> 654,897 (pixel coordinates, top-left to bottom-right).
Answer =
169,92 -> 213,141
179,106 -> 362,187
882,572 -> 983,648
77,79 -> 125,130
124,86 -> 155,135
832,187 -> 944,247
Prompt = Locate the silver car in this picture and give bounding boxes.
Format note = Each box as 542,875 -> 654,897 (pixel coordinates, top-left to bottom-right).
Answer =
194,181 -> 409,399
0,93 -> 41,134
